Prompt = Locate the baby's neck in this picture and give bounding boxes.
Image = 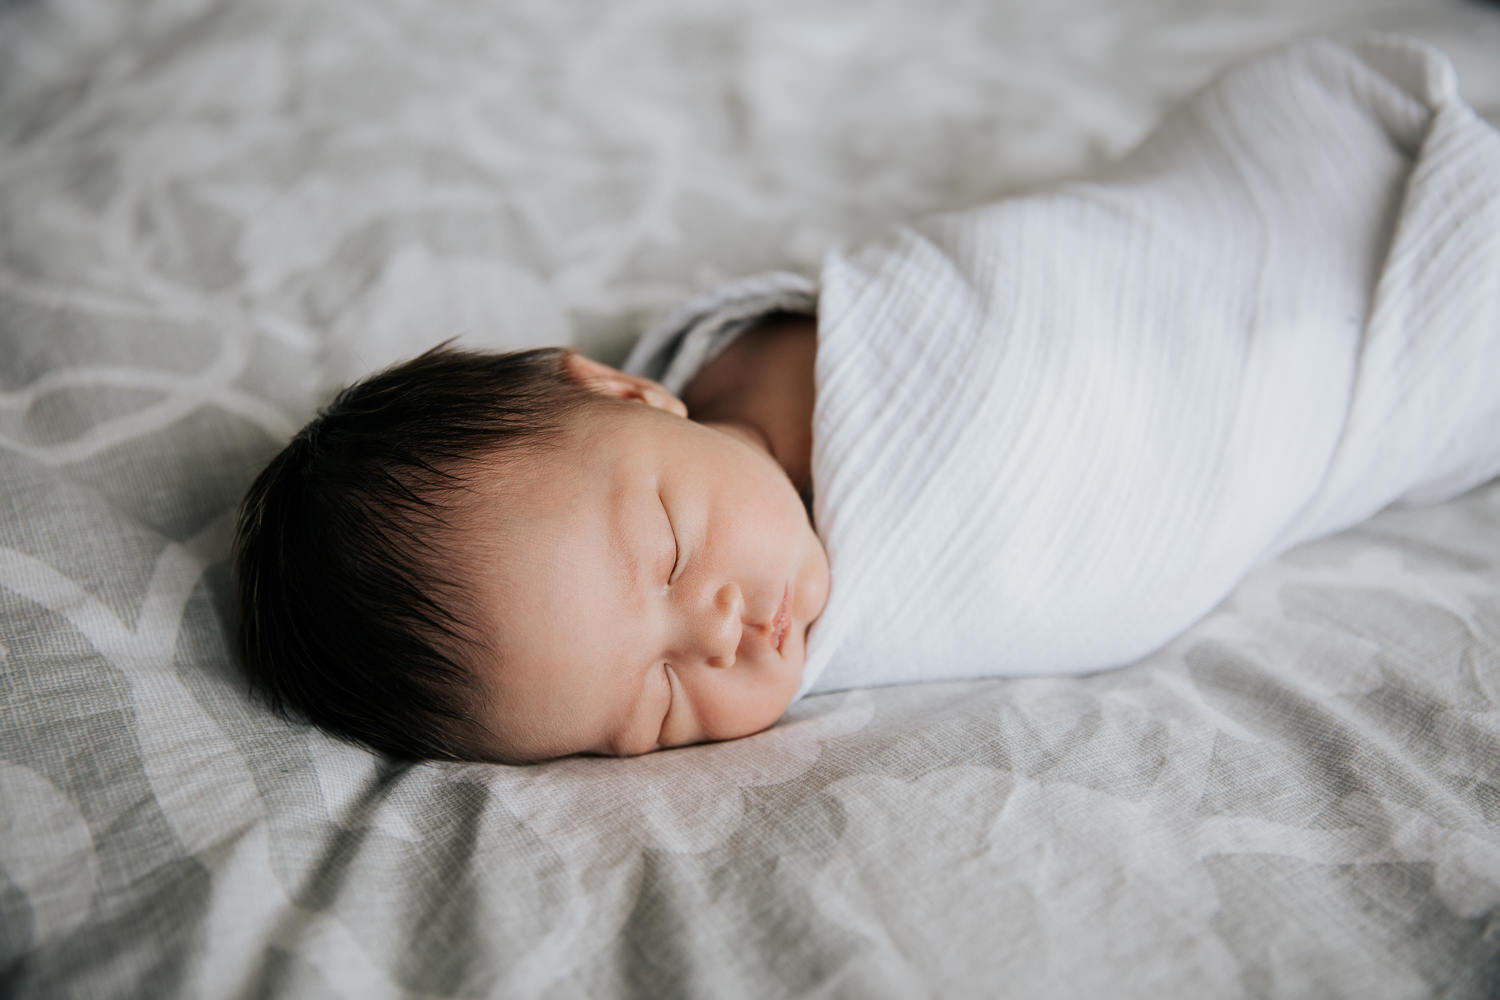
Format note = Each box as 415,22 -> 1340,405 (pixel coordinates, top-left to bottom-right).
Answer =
681,313 -> 818,493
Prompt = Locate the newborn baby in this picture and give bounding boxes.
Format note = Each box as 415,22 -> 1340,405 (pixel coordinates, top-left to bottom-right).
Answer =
235,330 -> 830,763
235,36 -> 1500,764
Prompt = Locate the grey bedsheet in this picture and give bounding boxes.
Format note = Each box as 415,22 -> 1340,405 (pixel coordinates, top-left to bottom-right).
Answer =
3,0 -> 1499,996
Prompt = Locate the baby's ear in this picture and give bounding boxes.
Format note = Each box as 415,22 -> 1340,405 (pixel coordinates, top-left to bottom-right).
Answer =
562,352 -> 688,417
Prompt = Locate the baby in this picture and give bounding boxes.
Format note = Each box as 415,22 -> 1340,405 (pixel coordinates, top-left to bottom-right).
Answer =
234,318 -> 831,763
235,36 -> 1500,764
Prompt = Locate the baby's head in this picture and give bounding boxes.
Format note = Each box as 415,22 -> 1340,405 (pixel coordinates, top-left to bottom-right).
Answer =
234,345 -> 830,763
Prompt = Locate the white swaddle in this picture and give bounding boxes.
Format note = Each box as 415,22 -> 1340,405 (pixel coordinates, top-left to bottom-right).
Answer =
627,37 -> 1500,699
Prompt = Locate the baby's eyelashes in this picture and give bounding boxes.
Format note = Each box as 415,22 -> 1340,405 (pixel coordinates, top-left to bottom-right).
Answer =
660,491 -> 684,586
656,662 -> 677,746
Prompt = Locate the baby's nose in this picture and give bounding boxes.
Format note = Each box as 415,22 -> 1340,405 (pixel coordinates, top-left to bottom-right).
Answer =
702,583 -> 743,669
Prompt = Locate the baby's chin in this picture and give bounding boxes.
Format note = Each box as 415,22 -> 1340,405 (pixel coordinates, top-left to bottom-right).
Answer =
676,668 -> 805,754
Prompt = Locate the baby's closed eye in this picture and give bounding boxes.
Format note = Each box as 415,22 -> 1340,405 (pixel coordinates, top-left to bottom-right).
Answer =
656,663 -> 676,746
659,492 -> 681,586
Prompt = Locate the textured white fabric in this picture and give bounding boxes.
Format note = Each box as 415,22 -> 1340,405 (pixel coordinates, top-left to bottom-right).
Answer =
801,37 -> 1500,696
625,271 -> 818,396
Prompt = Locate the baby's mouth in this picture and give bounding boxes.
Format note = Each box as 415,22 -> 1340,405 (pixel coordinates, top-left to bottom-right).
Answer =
769,583 -> 792,655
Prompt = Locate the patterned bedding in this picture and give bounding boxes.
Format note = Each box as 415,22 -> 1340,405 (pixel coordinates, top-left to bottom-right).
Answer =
3,1 -> 1499,996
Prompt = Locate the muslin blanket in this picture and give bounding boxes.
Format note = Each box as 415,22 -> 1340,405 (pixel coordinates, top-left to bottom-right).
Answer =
627,36 -> 1500,699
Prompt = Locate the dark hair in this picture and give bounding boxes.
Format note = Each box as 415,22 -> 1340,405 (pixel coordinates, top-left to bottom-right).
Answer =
233,344 -> 596,761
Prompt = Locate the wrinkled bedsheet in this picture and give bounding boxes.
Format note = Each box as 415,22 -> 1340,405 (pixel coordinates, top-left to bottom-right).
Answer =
4,1 -> 1500,997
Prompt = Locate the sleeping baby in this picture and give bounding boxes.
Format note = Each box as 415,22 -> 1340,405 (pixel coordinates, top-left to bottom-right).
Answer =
233,36 -> 1500,763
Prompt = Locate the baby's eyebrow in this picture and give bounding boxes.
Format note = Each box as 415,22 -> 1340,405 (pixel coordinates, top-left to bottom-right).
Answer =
605,476 -> 649,601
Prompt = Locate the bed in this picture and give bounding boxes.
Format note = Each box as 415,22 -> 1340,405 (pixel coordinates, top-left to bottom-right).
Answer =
3,0 -> 1499,996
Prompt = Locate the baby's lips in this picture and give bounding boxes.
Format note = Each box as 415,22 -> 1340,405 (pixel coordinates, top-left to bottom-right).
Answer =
770,583 -> 792,654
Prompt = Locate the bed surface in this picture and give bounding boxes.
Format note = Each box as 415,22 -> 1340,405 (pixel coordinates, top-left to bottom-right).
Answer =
3,0 -> 1500,996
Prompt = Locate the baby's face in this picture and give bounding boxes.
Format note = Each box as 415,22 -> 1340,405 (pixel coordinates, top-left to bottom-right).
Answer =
466,383 -> 830,761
